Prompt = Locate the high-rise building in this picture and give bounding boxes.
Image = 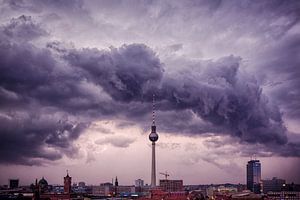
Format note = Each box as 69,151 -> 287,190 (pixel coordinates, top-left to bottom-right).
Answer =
262,177 -> 285,193
149,94 -> 159,188
135,179 -> 144,187
247,160 -> 261,194
64,171 -> 72,194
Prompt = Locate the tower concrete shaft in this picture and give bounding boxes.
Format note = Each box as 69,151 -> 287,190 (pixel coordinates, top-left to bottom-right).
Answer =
149,94 -> 158,188
151,141 -> 156,187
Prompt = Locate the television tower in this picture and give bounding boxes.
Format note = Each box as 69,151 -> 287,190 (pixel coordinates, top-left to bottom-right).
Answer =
149,94 -> 159,187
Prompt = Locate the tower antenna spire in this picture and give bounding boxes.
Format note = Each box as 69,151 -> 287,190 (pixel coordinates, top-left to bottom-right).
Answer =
152,94 -> 155,126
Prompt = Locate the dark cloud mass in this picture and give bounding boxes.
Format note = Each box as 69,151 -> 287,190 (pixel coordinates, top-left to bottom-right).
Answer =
158,57 -> 288,146
2,15 -> 47,42
0,111 -> 86,165
0,0 -> 300,165
64,43 -> 163,102
259,35 -> 300,119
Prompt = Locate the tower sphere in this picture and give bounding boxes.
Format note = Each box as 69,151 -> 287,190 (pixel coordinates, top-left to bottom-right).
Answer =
149,131 -> 158,142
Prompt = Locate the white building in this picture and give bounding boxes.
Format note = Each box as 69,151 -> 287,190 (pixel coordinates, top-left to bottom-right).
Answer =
135,179 -> 144,187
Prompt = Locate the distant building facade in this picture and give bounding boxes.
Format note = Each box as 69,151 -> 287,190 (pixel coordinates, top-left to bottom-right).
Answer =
262,177 -> 285,193
247,160 -> 261,193
282,183 -> 300,192
9,179 -> 19,189
159,180 -> 183,192
116,185 -> 136,194
92,182 -> 113,195
101,182 -> 113,195
135,179 -> 144,187
267,191 -> 300,200
217,185 -> 238,193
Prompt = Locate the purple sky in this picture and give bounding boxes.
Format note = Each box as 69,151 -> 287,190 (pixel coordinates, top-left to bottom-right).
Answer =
0,0 -> 300,186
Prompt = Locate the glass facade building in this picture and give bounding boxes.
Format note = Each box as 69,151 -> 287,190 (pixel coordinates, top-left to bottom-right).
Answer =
247,160 -> 261,194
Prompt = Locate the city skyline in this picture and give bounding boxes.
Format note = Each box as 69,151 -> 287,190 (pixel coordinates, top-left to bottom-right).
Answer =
0,0 -> 300,186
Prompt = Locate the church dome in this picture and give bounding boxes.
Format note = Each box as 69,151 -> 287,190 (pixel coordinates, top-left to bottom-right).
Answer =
38,177 -> 48,187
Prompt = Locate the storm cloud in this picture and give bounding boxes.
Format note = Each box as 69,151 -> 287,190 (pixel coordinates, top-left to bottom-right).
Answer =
0,0 -> 300,166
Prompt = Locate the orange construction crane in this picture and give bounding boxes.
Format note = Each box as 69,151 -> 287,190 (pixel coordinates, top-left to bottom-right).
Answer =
159,171 -> 170,180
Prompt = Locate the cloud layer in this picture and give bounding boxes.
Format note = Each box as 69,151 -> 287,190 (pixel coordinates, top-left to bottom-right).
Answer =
0,0 -> 300,166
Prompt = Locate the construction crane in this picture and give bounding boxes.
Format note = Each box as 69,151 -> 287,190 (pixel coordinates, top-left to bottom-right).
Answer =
159,171 -> 170,180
